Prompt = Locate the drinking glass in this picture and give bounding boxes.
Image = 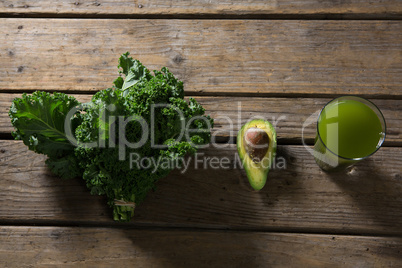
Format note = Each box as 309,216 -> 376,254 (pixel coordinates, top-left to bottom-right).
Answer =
313,96 -> 386,172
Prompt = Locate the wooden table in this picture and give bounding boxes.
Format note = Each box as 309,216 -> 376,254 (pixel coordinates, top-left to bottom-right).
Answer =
0,1 -> 401,267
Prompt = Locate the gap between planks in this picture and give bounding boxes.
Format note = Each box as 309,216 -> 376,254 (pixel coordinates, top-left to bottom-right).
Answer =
0,220 -> 401,238
0,13 -> 401,20
1,89 -> 402,101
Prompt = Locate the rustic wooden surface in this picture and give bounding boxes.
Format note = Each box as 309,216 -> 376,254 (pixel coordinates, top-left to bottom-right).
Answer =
0,227 -> 401,267
0,1 -> 401,267
1,0 -> 401,17
1,19 -> 401,97
1,94 -> 401,144
1,140 -> 401,236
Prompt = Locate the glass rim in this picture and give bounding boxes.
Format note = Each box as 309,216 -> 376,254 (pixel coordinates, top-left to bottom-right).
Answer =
316,95 -> 387,161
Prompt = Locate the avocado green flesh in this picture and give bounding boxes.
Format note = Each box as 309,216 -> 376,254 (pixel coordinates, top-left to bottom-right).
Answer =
237,119 -> 277,190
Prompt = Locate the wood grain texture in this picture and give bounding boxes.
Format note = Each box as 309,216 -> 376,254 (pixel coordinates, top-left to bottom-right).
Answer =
0,226 -> 401,267
1,19 -> 401,97
0,140 -> 401,235
0,0 -> 401,16
1,93 -> 400,145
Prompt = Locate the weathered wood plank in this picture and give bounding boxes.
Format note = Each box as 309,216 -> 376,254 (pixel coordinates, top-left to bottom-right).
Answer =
1,19 -> 401,96
0,140 -> 401,235
1,0 -> 401,16
0,226 -> 401,267
1,93 -> 400,145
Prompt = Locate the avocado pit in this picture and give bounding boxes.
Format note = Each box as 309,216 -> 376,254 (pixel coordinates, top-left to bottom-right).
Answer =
244,127 -> 270,163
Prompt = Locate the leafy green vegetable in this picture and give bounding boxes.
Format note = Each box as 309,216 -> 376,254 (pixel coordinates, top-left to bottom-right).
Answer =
9,91 -> 83,179
9,52 -> 214,222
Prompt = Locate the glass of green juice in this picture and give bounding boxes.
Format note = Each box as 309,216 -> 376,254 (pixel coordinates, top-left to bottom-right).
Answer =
313,96 -> 386,172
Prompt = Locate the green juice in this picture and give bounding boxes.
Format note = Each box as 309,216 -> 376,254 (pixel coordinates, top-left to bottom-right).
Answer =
314,97 -> 385,171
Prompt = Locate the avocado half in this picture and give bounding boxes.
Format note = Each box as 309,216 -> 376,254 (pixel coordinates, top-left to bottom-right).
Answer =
237,119 -> 277,190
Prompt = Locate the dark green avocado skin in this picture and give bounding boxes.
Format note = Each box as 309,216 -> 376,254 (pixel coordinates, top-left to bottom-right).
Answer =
237,119 -> 277,190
